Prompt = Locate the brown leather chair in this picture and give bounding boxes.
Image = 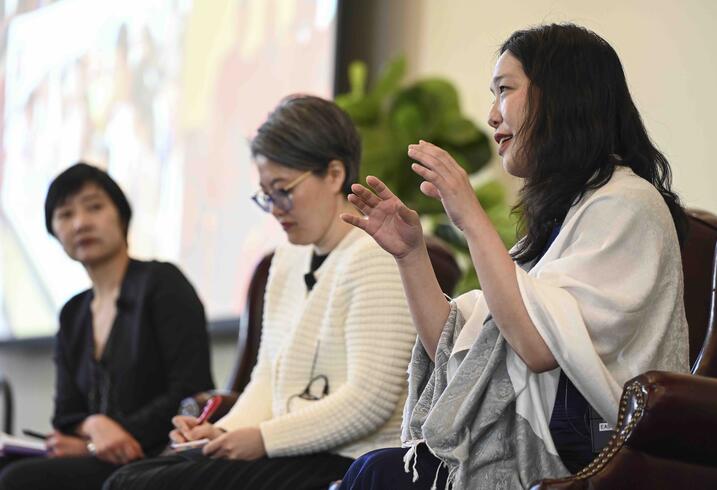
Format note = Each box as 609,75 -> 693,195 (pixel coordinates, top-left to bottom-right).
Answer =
181,236 -> 462,421
531,209 -> 717,489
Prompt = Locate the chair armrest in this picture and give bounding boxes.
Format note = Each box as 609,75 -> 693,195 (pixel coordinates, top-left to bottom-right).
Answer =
530,371 -> 717,490
620,371 -> 717,465
178,390 -> 239,423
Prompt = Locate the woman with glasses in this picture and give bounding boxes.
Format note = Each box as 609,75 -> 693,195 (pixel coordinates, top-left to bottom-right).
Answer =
104,95 -> 416,490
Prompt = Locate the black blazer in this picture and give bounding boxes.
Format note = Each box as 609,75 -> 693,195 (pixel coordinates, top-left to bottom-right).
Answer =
52,259 -> 214,454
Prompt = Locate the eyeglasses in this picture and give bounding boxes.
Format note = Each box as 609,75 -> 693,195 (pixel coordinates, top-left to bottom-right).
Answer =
251,170 -> 312,213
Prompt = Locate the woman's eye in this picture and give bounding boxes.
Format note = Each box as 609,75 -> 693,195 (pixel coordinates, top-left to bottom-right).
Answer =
499,85 -> 509,94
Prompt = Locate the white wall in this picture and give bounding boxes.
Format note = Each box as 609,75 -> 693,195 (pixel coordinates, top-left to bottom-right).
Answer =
392,0 -> 716,211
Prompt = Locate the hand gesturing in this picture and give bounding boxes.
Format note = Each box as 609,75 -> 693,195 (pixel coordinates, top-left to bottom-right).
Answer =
341,176 -> 424,259
408,140 -> 482,232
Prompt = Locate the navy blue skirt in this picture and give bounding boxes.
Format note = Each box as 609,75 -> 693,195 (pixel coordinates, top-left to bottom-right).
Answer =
340,445 -> 447,490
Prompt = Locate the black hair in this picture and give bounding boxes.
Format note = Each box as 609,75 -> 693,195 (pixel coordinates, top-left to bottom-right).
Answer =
250,94 -> 361,195
44,162 -> 132,238
500,23 -> 687,263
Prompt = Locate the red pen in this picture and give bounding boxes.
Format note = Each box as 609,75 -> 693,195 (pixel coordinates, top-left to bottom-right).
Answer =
196,395 -> 222,424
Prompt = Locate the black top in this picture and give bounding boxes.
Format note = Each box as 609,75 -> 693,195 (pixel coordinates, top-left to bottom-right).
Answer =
304,252 -> 329,291
52,259 -> 214,455
539,223 -> 596,473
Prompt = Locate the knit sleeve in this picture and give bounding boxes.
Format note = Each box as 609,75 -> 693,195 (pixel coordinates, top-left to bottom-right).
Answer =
213,251 -> 286,431
258,241 -> 415,457
213,354 -> 273,430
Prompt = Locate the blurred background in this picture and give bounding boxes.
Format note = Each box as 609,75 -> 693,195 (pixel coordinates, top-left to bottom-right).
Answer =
0,0 -> 338,342
0,0 -> 714,433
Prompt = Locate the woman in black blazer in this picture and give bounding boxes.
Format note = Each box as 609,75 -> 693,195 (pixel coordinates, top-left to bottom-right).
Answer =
0,163 -> 214,490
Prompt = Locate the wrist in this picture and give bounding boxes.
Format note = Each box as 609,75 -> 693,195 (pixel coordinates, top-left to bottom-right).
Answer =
79,415 -> 98,437
395,239 -> 428,266
461,208 -> 491,242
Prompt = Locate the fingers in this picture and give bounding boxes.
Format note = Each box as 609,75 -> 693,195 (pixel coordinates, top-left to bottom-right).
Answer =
172,415 -> 198,430
169,428 -> 186,444
364,176 -> 398,201
203,434 -> 224,457
411,162 -> 438,182
172,415 -> 198,441
347,193 -> 372,216
100,442 -> 141,465
116,448 -> 129,465
409,140 -> 451,163
340,212 -> 367,230
419,181 -> 441,200
98,448 -> 124,465
408,141 -> 467,183
46,434 -> 59,450
408,147 -> 442,172
349,183 -> 382,208
189,423 -> 218,441
408,141 -> 447,170
133,439 -> 145,459
128,441 -> 144,461
396,203 -> 421,226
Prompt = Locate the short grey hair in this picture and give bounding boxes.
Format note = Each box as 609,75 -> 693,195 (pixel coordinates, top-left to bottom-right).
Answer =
251,95 -> 361,195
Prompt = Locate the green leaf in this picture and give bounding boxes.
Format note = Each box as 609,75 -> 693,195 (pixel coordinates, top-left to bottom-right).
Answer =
373,57 -> 406,99
437,116 -> 481,146
335,56 -> 515,294
474,180 -> 506,210
349,61 -> 367,98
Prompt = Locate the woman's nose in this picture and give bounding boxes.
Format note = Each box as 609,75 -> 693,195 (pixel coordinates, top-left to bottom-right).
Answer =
72,210 -> 90,230
270,203 -> 285,218
487,100 -> 501,129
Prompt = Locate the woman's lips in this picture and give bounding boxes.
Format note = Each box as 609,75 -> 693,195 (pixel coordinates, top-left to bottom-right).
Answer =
76,237 -> 98,248
498,136 -> 513,157
280,222 -> 295,231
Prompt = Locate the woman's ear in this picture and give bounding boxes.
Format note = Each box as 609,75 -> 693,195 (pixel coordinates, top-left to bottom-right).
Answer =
326,159 -> 346,194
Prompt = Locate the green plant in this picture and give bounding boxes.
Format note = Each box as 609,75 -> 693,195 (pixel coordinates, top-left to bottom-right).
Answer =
335,57 -> 517,293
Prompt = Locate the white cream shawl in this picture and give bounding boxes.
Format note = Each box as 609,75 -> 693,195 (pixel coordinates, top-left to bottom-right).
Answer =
403,167 -> 688,488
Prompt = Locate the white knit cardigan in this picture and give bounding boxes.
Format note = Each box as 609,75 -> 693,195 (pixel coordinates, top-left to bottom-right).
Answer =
216,228 -> 416,459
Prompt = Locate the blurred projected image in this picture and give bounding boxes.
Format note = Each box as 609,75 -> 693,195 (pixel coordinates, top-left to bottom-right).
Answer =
0,0 -> 338,340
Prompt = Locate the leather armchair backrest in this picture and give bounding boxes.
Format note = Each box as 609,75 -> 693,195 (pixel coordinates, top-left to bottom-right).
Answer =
226,252 -> 273,394
682,209 -> 717,376
226,239 -> 461,394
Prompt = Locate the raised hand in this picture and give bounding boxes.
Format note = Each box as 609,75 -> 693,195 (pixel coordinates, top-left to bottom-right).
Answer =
169,415 -> 224,444
408,140 -> 483,232
341,176 -> 424,259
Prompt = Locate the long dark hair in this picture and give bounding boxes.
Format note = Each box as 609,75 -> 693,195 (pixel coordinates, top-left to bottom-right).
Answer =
502,24 -> 687,263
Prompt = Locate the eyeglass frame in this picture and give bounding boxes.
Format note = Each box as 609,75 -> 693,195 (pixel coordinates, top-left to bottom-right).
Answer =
251,170 -> 313,213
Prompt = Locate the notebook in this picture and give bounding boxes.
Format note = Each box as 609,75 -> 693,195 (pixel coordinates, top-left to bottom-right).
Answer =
0,432 -> 47,457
